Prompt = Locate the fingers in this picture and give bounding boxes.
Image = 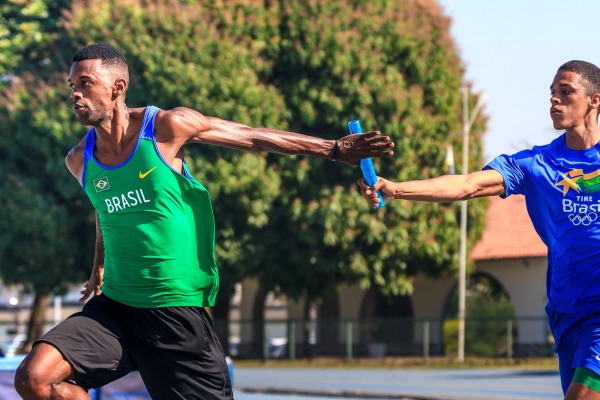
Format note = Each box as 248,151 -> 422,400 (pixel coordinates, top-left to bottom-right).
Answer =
360,131 -> 393,144
371,177 -> 385,191
360,132 -> 392,145
357,132 -> 395,156
357,178 -> 378,199
79,286 -> 91,302
357,178 -> 369,190
360,131 -> 381,139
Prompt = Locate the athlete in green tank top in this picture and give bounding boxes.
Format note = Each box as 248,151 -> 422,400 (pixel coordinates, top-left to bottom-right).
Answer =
82,106 -> 218,308
16,42 -> 394,399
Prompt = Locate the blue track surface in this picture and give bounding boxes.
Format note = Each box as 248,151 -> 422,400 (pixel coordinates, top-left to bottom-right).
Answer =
233,367 -> 563,400
0,355 -> 563,400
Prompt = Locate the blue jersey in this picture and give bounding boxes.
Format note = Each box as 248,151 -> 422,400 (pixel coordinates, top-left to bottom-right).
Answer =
485,134 -> 600,314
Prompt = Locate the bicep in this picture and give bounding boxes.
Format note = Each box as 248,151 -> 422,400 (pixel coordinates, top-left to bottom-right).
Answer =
155,108 -> 257,152
465,169 -> 506,199
188,116 -> 258,151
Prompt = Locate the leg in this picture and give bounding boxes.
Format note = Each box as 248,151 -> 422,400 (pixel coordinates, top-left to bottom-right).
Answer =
566,382 -> 600,399
14,342 -> 90,400
565,314 -> 600,399
565,368 -> 600,399
126,306 -> 233,399
15,295 -> 136,398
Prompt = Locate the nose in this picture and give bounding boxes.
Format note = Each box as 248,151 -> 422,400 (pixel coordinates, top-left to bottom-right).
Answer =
550,94 -> 559,105
70,89 -> 81,102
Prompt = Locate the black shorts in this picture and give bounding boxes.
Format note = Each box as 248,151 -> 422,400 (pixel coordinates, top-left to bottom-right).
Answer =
36,294 -> 233,399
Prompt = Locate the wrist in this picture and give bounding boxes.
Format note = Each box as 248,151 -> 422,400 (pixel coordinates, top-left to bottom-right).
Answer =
330,140 -> 340,161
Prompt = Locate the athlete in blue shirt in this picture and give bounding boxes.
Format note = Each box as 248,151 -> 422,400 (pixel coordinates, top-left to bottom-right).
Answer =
359,60 -> 600,400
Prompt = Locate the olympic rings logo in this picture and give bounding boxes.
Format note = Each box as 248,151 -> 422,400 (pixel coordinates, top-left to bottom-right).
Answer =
569,212 -> 599,226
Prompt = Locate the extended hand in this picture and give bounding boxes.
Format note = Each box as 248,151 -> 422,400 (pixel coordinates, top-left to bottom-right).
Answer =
337,131 -> 394,165
357,177 -> 395,208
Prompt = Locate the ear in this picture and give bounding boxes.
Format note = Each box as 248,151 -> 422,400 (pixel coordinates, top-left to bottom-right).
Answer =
589,93 -> 600,109
113,78 -> 127,98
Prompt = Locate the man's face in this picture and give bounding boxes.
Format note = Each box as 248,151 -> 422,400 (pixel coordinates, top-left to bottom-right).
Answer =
68,59 -> 115,126
549,70 -> 592,131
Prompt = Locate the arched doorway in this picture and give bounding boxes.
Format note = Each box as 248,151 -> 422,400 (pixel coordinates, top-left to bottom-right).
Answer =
359,288 -> 414,356
443,271 -> 516,357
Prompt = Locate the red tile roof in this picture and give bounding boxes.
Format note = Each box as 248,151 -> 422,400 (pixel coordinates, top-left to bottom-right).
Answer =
470,195 -> 547,261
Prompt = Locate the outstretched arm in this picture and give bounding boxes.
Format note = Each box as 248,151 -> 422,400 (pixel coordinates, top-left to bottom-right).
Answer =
358,169 -> 506,207
154,107 -> 394,165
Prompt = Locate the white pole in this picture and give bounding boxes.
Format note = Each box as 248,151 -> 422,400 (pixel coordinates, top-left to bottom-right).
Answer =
54,296 -> 62,326
458,87 -> 469,362
458,87 -> 485,362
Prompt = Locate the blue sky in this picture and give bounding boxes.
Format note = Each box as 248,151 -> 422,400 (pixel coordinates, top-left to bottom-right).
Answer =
437,0 -> 600,162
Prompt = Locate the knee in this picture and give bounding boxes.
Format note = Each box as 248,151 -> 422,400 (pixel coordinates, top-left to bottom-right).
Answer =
14,357 -> 53,398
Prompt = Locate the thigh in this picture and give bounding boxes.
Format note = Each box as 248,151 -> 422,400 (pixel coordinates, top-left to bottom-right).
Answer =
573,317 -> 600,377
566,381 -> 600,399
37,296 -> 136,389
130,307 -> 233,399
557,342 -> 576,394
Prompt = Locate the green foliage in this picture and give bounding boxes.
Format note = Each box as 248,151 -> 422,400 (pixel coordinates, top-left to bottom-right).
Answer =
0,74 -> 93,295
0,0 -> 71,80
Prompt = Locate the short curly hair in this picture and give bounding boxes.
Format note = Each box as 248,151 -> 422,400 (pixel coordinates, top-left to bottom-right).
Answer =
72,42 -> 129,83
558,60 -> 600,96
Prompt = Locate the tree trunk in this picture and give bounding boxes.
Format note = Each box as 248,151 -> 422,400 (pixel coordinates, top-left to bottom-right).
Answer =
20,293 -> 50,354
252,286 -> 268,359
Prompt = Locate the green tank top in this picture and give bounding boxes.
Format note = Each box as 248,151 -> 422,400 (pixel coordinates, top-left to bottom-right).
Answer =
81,106 -> 218,308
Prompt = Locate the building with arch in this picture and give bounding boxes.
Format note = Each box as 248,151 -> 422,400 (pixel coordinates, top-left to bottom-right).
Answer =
232,195 -> 550,358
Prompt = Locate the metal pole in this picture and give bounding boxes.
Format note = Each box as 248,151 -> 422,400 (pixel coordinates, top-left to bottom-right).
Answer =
507,319 -> 513,361
346,320 -> 353,361
288,320 -> 296,360
458,87 -> 485,362
458,86 -> 469,362
263,321 -> 269,360
423,319 -> 430,360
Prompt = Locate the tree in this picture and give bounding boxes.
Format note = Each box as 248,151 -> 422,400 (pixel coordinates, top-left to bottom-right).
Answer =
0,0 -> 487,351
202,0 -> 488,303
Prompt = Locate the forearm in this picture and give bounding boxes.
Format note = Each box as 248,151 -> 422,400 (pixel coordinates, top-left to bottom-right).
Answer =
391,173 -> 504,202
93,213 -> 105,273
93,244 -> 104,270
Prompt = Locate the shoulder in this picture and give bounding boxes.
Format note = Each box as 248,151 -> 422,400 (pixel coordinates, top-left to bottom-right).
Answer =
153,107 -> 210,141
128,106 -> 147,123
155,106 -> 207,126
65,136 -> 86,182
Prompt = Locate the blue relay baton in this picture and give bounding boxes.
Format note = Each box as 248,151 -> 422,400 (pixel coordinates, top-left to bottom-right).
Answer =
348,119 -> 385,209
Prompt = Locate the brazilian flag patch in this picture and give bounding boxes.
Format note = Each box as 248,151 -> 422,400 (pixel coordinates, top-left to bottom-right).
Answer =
93,176 -> 111,192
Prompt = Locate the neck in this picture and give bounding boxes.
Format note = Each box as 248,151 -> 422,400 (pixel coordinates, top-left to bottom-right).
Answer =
94,103 -> 131,154
565,126 -> 600,150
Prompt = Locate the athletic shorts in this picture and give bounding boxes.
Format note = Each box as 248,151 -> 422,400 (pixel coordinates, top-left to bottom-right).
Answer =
36,294 -> 233,399
548,306 -> 600,394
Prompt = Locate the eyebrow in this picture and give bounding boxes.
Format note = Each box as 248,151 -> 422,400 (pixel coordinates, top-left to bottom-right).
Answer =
550,83 -> 576,90
67,74 -> 93,84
